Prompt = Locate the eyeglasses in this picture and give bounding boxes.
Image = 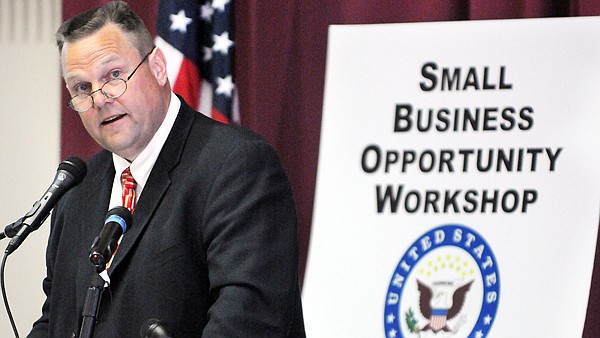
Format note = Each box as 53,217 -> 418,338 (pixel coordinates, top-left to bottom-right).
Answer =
67,46 -> 156,113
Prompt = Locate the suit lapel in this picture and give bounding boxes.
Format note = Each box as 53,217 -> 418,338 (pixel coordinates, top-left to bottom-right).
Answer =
108,101 -> 196,274
75,152 -> 114,309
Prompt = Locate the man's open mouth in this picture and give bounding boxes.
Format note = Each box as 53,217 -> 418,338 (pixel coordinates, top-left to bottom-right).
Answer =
102,114 -> 126,125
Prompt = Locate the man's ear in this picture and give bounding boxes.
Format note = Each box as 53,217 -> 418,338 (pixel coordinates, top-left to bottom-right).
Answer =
149,47 -> 169,86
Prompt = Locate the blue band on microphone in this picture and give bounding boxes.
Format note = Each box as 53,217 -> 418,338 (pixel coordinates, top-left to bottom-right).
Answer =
105,215 -> 127,233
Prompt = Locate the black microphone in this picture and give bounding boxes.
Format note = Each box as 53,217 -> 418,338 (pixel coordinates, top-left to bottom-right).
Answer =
89,206 -> 132,272
4,156 -> 87,255
140,318 -> 174,338
1,217 -> 24,239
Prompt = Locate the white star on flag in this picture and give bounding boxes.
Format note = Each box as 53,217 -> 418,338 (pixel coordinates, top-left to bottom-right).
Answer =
200,3 -> 213,22
169,10 -> 192,33
216,75 -> 234,97
212,0 -> 230,12
213,31 -> 233,54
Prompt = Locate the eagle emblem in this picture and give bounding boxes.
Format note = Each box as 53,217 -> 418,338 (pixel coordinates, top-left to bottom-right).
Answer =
417,279 -> 473,333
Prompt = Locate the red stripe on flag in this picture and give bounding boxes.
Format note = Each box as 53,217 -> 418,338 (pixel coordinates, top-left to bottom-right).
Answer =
211,107 -> 231,124
173,57 -> 201,110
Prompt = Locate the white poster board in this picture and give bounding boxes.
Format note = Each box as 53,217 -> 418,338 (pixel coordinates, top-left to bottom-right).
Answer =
303,17 -> 600,338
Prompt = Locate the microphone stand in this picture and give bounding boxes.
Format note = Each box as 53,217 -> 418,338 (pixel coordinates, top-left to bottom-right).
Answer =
78,272 -> 106,338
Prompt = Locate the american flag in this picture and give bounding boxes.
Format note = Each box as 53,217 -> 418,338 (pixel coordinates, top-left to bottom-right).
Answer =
155,0 -> 238,123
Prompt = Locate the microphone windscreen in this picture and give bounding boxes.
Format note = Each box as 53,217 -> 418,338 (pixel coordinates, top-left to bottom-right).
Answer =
106,206 -> 133,231
140,318 -> 172,338
59,156 -> 87,184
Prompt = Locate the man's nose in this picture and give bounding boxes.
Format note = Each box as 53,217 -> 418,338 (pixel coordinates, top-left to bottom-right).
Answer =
90,87 -> 113,108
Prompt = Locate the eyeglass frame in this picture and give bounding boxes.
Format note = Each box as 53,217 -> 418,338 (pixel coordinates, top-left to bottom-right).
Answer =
67,46 -> 156,113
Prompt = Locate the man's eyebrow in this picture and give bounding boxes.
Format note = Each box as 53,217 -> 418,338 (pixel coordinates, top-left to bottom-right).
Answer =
64,55 -> 122,83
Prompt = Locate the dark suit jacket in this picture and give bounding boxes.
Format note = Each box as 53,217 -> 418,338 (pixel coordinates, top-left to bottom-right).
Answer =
27,99 -> 305,337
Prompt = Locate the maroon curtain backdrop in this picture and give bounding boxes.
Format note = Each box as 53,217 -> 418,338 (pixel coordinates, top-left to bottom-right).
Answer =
62,1 -> 600,335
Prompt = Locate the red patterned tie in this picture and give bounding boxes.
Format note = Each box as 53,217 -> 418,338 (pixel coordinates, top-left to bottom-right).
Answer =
104,168 -> 137,272
121,167 -> 137,213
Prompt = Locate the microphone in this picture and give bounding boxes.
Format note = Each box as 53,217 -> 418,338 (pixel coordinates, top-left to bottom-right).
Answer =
140,318 -> 174,338
89,206 -> 132,272
4,156 -> 87,255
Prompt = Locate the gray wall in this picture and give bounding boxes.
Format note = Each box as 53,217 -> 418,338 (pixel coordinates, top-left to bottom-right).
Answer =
0,0 -> 61,335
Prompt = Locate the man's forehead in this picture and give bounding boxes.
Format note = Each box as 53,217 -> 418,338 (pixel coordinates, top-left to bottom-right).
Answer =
62,43 -> 123,77
61,27 -> 137,80
61,24 -> 135,62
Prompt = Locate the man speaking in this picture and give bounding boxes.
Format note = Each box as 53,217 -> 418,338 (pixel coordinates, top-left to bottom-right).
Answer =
26,1 -> 305,337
